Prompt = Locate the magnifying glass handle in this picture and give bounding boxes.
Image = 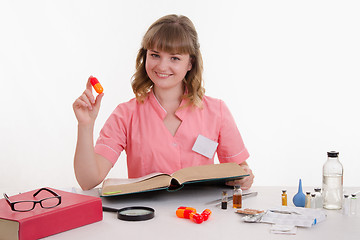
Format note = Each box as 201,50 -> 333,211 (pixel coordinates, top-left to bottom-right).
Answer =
102,206 -> 119,212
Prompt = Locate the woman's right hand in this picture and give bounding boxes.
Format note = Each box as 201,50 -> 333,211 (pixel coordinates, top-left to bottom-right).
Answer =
73,76 -> 104,125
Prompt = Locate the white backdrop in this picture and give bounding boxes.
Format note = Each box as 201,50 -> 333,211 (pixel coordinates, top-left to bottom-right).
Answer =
1,0 -> 359,192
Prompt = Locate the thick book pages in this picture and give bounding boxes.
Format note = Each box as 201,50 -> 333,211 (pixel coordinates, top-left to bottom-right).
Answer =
0,187 -> 103,240
101,162 -> 248,197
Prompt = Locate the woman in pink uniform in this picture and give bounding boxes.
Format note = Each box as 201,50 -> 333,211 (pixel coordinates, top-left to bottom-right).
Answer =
73,14 -> 254,190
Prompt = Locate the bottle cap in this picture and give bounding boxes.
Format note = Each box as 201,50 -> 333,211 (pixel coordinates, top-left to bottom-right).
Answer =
344,194 -> 349,198
327,151 -> 339,157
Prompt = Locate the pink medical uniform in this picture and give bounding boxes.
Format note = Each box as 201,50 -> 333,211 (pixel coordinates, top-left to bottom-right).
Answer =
94,91 -> 249,178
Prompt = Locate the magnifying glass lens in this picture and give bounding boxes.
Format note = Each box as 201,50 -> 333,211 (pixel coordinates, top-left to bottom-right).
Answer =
117,206 -> 155,221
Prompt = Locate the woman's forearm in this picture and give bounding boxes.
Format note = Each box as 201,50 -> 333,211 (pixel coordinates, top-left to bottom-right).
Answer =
74,123 -> 103,190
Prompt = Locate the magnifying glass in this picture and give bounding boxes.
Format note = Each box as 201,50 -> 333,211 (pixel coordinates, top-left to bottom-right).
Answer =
103,206 -> 155,221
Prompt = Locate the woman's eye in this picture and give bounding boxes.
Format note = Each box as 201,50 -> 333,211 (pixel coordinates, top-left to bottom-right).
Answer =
151,54 -> 160,58
171,57 -> 180,61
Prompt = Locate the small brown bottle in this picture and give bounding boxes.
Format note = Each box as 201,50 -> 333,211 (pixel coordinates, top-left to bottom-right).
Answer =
233,185 -> 242,208
281,190 -> 287,206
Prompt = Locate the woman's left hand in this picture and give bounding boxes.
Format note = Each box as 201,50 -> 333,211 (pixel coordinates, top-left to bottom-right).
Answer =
226,163 -> 254,190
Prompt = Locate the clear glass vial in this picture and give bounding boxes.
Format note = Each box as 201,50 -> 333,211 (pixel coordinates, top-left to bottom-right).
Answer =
343,194 -> 350,215
233,185 -> 242,208
311,194 -> 316,208
314,188 -> 323,209
322,151 -> 343,210
350,194 -> 357,215
221,191 -> 228,210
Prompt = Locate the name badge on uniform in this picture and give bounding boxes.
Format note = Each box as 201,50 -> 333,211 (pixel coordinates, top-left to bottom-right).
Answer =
192,134 -> 219,159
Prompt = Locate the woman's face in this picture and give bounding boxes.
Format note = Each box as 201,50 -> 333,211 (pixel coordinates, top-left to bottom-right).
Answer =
145,49 -> 192,91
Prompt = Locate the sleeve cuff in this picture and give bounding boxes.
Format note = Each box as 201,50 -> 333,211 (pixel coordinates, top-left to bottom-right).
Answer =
94,144 -> 120,167
218,148 -> 250,165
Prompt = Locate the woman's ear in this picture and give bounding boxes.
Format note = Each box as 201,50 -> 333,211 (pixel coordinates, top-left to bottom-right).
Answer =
187,57 -> 193,71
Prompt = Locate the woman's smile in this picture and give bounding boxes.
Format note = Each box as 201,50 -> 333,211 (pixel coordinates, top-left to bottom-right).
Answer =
155,72 -> 173,79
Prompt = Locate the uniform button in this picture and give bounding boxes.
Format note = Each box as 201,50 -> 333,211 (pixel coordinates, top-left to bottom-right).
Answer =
172,142 -> 177,146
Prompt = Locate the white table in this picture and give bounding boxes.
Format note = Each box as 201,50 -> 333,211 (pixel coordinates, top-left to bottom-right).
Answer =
4,185 -> 360,240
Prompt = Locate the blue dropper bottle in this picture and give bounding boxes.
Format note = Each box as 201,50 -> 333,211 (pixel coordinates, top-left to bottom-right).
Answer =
293,179 -> 306,207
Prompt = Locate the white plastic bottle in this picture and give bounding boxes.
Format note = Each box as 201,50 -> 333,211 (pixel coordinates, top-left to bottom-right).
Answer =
322,151 -> 343,210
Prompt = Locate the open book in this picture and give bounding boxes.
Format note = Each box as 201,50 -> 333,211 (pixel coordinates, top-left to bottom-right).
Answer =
101,162 -> 248,197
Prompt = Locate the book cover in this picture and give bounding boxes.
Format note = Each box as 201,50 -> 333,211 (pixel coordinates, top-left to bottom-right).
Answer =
0,187 -> 103,240
101,162 -> 249,197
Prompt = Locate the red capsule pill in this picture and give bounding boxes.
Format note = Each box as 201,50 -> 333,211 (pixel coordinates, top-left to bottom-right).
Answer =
201,212 -> 209,221
176,207 -> 196,218
89,76 -> 103,94
202,209 -> 212,215
190,213 -> 204,224
176,209 -> 185,218
201,209 -> 211,221
184,209 -> 195,219
201,209 -> 212,221
177,206 -> 196,211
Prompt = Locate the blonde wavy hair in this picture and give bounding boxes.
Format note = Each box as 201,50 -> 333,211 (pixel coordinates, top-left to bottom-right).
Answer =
131,14 -> 205,108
